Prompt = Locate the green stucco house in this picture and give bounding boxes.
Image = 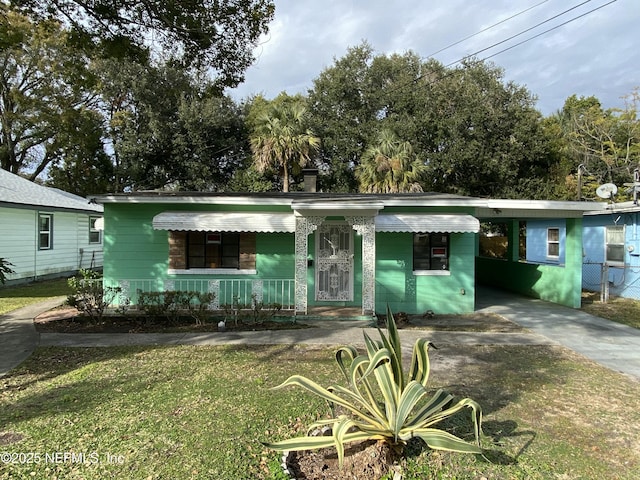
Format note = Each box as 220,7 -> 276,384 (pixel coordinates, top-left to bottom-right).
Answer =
91,188 -> 606,316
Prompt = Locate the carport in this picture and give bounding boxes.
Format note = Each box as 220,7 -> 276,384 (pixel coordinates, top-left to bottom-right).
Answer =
473,200 -> 607,308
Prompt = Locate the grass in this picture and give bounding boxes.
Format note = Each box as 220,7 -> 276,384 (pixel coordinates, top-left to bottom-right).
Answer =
581,291 -> 640,329
1,344 -> 639,479
2,279 -> 640,477
0,278 -> 72,315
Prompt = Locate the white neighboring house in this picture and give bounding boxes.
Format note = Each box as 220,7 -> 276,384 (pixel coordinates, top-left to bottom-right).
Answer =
0,169 -> 103,285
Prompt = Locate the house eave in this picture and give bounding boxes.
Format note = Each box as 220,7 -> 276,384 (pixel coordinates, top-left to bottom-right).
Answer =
89,192 -> 607,218
585,201 -> 640,215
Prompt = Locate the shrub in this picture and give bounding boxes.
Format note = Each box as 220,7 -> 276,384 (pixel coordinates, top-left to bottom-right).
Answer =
0,257 -> 15,284
221,294 -> 282,326
137,290 -> 215,325
263,306 -> 483,468
186,291 -> 216,325
67,269 -> 121,323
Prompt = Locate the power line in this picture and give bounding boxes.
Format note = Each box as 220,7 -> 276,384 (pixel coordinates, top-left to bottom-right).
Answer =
386,1 -> 617,97
446,0 -> 597,67
426,0 -> 551,59
481,0 -> 617,63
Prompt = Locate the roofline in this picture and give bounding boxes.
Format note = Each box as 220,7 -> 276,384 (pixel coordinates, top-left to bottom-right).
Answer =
585,201 -> 640,215
90,192 -> 607,214
90,193 -> 293,206
0,200 -> 103,214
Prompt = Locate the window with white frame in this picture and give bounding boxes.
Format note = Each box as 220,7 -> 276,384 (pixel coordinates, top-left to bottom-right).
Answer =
605,225 -> 625,265
413,233 -> 449,271
89,216 -> 101,244
38,213 -> 53,250
546,228 -> 559,258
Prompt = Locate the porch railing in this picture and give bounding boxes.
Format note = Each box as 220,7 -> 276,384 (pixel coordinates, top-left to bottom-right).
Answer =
104,278 -> 296,310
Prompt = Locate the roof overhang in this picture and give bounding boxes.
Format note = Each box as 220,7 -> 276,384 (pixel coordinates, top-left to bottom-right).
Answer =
152,211 -> 296,233
375,214 -> 480,233
585,201 -> 640,215
292,199 -> 384,218
475,199 -> 608,219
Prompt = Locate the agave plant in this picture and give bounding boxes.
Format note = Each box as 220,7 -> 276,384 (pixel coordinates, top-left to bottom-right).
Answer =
263,306 -> 483,467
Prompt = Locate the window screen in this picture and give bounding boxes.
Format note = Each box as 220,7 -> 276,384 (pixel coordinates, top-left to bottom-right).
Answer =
605,226 -> 625,264
413,233 -> 449,271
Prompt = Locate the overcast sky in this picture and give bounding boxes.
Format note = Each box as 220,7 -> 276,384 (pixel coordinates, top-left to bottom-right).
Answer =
228,0 -> 638,115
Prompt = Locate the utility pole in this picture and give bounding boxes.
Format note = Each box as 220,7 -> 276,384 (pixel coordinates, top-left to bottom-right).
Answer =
577,164 -> 585,201
623,168 -> 640,205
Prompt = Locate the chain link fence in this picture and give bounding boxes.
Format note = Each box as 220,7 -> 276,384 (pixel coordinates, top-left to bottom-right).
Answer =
583,262 -> 640,302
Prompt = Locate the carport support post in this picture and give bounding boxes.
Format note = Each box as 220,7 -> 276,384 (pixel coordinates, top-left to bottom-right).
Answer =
506,219 -> 520,262
565,218 -> 583,308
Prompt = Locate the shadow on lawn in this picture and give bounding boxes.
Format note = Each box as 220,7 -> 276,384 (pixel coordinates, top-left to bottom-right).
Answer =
2,342 -> 570,464
1,345 -> 171,422
482,420 -> 536,464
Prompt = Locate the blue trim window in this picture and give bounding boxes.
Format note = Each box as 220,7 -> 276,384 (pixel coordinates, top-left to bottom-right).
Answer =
38,213 -> 53,250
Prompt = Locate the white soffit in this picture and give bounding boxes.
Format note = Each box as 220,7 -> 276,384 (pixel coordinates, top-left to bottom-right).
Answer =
375,214 -> 480,233
152,211 -> 296,233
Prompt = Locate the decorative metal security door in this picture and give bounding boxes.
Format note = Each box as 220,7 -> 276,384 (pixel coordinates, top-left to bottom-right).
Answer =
315,223 -> 353,301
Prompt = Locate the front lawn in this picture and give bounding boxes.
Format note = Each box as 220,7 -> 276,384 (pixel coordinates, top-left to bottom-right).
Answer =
0,278 -> 71,315
581,291 -> 640,329
1,344 -> 639,479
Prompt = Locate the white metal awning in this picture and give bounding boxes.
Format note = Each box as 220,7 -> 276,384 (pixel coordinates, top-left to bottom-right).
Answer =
375,214 -> 480,233
152,211 -> 296,233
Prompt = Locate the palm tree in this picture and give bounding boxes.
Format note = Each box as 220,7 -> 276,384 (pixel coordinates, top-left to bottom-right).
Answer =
356,129 -> 426,193
250,100 -> 320,192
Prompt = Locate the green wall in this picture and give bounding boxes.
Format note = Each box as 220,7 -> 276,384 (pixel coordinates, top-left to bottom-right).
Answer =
103,203 -> 295,287
375,232 -> 476,314
104,204 -> 477,313
476,218 -> 583,308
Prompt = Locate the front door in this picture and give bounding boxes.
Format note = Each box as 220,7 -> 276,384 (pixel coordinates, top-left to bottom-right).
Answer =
315,223 -> 353,301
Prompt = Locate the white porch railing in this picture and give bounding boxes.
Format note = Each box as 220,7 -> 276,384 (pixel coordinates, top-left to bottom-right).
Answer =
106,278 -> 296,310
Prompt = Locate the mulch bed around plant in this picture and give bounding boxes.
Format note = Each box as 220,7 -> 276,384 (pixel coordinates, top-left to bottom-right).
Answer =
33,306 -> 525,334
33,306 -> 307,333
285,440 -> 399,480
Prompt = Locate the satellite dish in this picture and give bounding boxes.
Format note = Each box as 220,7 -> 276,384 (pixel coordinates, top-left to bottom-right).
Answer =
596,183 -> 618,199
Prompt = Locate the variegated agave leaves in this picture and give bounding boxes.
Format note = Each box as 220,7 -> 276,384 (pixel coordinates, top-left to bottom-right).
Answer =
263,306 -> 483,467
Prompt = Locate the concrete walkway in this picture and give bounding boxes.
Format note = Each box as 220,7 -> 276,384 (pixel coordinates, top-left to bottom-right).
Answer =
1,289 -> 639,380
0,297 -> 65,377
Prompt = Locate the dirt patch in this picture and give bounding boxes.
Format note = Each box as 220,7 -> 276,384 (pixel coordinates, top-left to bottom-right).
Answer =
0,431 -> 24,446
378,311 -> 528,333
285,440 -> 399,480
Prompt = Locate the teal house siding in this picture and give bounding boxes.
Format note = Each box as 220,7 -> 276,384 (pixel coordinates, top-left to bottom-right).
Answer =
256,233 -> 295,279
103,204 -> 296,304
375,232 -> 475,314
93,191 -> 601,315
104,205 -> 296,278
103,204 -> 169,285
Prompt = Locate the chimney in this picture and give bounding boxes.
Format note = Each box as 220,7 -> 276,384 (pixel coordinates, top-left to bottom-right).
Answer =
302,168 -> 318,192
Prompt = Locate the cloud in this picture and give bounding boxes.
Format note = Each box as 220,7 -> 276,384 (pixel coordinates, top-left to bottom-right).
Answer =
230,0 -> 639,115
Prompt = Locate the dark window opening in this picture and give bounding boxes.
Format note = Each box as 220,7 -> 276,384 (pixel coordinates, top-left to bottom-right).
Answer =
187,232 -> 240,269
413,233 -> 449,271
